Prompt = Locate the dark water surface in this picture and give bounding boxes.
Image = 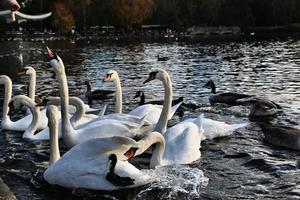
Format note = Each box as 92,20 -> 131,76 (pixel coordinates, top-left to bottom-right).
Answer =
1,37 -> 300,199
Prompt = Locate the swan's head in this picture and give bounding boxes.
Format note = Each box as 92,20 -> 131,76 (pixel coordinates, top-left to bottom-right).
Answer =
18,67 -> 35,76
203,80 -> 215,89
134,91 -> 143,99
103,70 -> 118,82
143,68 -> 168,83
0,75 -> 11,85
9,95 -> 32,112
46,47 -> 65,75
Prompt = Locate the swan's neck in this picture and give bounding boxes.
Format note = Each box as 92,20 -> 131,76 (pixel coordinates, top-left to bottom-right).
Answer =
49,113 -> 60,165
69,97 -> 85,124
135,131 -> 165,168
149,132 -> 166,169
154,74 -> 172,133
114,76 -> 122,113
23,101 -> 40,137
2,78 -> 12,122
57,71 -> 74,142
139,92 -> 145,105
28,71 -> 36,100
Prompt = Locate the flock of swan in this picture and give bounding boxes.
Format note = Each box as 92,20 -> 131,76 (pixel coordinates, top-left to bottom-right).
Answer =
6,46 -> 285,191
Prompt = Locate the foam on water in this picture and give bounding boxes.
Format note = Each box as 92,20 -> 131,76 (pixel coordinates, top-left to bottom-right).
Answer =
136,165 -> 209,199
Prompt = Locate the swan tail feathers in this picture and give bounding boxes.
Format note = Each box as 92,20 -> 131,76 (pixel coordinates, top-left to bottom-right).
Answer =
229,122 -> 248,132
168,102 -> 183,120
98,104 -> 107,116
193,113 -> 204,132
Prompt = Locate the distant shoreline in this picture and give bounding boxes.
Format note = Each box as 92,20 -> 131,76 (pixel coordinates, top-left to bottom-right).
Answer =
0,24 -> 300,43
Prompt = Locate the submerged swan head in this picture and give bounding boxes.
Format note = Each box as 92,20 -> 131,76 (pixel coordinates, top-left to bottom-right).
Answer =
143,68 -> 169,83
103,70 -> 119,82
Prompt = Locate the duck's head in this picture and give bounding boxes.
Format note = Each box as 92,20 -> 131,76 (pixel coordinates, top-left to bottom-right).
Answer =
103,70 -> 118,82
18,66 -> 35,76
46,47 -> 65,75
134,91 -> 143,99
143,68 -> 168,83
203,80 -> 215,89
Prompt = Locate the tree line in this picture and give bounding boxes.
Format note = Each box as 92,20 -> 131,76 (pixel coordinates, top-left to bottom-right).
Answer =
1,0 -> 300,32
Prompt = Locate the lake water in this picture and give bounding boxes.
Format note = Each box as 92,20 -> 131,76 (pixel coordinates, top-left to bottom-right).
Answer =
0,36 -> 300,199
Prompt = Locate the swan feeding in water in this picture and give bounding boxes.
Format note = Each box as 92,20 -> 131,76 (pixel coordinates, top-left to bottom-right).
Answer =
43,105 -> 150,190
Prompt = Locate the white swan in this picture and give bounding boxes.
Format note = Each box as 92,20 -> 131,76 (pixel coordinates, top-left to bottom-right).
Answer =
184,117 -> 247,140
8,95 -> 46,139
131,69 -> 204,168
0,75 -> 47,131
43,105 -> 150,190
32,96 -> 102,141
103,69 -> 182,126
47,48 -> 148,148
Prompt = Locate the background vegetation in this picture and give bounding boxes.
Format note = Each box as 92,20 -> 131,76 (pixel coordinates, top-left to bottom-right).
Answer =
1,0 -> 300,32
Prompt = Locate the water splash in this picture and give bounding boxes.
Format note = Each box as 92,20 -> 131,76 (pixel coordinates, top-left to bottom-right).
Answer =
136,165 -> 209,200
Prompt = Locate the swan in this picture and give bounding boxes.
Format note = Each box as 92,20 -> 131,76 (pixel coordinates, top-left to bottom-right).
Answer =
47,47 -> 148,148
184,117 -> 247,140
134,90 -> 183,106
8,95 -> 46,139
43,105 -> 150,190
203,80 -> 253,106
0,75 -> 47,131
84,80 -> 114,104
0,0 -> 51,22
132,69 -> 204,167
8,95 -> 103,140
102,70 -> 182,125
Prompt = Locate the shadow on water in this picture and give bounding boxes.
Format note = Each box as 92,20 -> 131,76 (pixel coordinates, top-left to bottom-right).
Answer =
0,36 -> 300,199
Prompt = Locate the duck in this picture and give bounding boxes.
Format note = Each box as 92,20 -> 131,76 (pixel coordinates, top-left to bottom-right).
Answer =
134,90 -> 183,106
142,68 -> 247,146
43,105 -> 150,190
237,97 -> 282,120
84,80 -> 114,104
203,80 -> 253,106
102,70 -> 182,126
46,47 -> 149,148
0,0 -> 52,22
260,123 -> 300,151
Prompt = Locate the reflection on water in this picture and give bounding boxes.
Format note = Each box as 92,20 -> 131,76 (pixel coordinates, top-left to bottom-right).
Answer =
0,37 -> 300,199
